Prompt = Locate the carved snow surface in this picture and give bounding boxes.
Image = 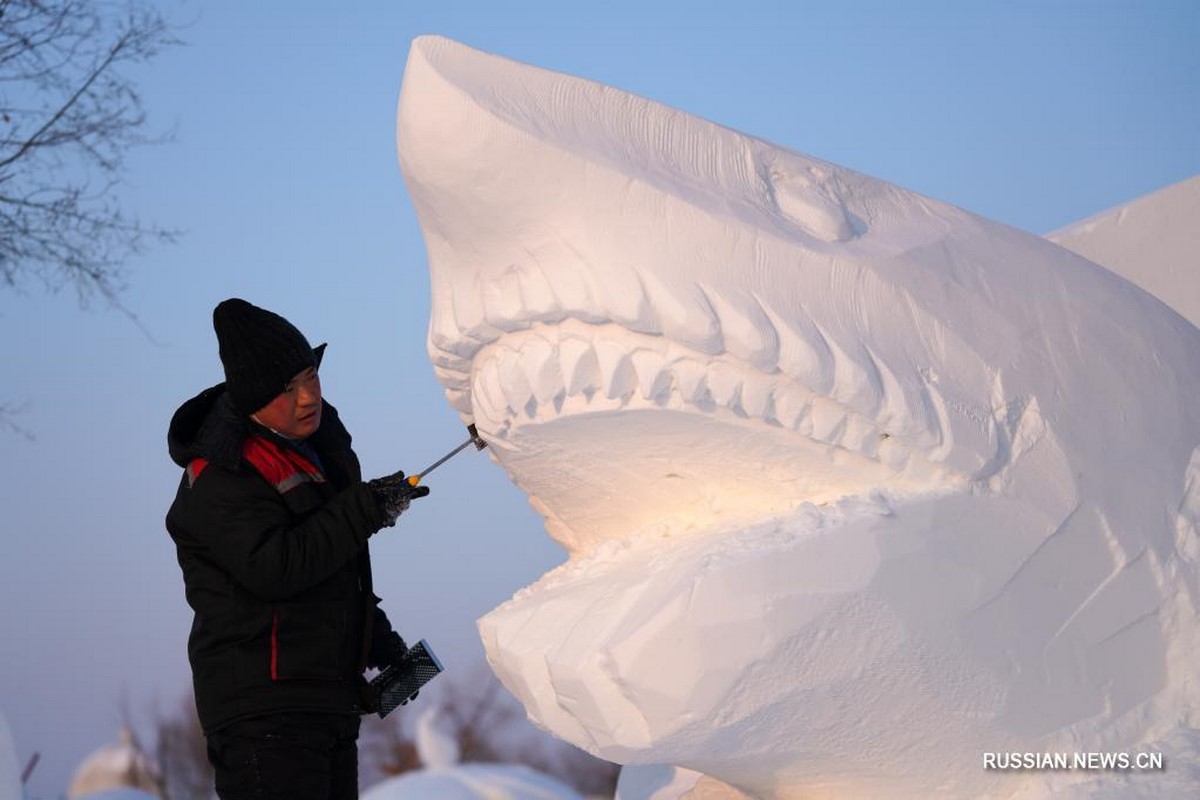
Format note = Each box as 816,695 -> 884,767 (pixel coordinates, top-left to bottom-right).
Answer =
397,35 -> 1200,800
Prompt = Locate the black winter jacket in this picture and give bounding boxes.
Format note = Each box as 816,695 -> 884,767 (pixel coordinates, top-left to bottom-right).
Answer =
166,384 -> 402,733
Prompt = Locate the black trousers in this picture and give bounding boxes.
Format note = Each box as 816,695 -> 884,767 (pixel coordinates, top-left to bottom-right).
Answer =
206,712 -> 361,800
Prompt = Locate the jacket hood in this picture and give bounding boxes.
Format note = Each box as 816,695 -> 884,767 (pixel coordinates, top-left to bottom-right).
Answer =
168,383 -> 246,469
168,383 -> 354,472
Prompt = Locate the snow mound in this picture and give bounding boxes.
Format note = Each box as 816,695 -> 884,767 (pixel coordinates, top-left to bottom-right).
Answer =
398,34 -> 1200,800
1048,175 -> 1200,327
67,728 -> 159,799
361,763 -> 582,800
363,706 -> 581,800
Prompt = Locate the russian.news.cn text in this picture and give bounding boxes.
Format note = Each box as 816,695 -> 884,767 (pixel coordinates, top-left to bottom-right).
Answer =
983,752 -> 1164,771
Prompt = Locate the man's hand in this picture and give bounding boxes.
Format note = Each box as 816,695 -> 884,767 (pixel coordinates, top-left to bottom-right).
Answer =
367,470 -> 431,527
374,631 -> 409,669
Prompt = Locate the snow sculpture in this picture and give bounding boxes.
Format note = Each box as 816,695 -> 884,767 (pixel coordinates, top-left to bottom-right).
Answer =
360,707 -> 582,800
616,765 -> 751,800
396,35 -> 1200,799
1048,175 -> 1200,328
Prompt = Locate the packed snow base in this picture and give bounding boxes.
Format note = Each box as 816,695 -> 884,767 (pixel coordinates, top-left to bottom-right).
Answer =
361,708 -> 581,800
396,35 -> 1200,799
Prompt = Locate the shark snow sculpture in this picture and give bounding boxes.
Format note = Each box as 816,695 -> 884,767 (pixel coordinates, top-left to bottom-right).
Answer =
396,35 -> 1200,800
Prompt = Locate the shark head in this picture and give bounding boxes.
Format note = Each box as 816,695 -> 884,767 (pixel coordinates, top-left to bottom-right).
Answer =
398,36 -> 1200,799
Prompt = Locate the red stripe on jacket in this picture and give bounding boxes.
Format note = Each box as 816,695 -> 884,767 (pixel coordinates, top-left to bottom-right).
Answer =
241,437 -> 325,493
186,458 -> 209,488
271,611 -> 280,680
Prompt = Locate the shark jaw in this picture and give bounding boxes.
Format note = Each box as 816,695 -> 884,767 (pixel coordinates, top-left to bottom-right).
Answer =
465,319 -> 960,553
399,35 -> 1001,554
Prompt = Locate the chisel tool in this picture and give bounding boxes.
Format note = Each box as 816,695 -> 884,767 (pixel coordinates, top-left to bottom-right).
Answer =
406,424 -> 487,486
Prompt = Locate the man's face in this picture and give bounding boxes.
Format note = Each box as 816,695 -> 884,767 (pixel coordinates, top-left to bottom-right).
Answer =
252,366 -> 322,439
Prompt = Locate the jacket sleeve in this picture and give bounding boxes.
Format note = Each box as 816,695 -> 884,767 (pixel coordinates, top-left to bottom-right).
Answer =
367,596 -> 407,669
180,464 -> 385,600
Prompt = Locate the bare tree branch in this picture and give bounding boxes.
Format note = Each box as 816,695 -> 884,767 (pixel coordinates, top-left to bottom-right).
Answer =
0,0 -> 179,305
150,693 -> 216,800
0,400 -> 34,440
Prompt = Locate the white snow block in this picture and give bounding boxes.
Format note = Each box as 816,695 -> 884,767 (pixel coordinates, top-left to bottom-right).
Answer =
1048,175 -> 1200,328
398,35 -> 1200,800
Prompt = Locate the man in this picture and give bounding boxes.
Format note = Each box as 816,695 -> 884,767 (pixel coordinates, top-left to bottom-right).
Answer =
166,298 -> 427,799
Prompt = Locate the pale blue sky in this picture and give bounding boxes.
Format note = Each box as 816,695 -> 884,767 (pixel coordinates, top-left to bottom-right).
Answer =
2,1 -> 1197,795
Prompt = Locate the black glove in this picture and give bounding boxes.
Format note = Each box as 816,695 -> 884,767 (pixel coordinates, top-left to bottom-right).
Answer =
367,470 -> 430,527
360,633 -> 410,715
373,630 -> 409,669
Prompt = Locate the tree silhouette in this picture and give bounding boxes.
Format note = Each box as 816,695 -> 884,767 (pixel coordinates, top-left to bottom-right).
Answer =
0,0 -> 178,304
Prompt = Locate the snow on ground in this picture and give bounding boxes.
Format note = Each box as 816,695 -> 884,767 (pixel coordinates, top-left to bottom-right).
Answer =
397,35 -> 1200,799
361,765 -> 582,800
1048,175 -> 1200,327
361,707 -> 581,800
0,714 -> 161,800
66,728 -> 159,799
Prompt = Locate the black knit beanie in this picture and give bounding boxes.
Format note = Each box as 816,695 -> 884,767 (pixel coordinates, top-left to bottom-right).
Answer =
212,298 -> 326,416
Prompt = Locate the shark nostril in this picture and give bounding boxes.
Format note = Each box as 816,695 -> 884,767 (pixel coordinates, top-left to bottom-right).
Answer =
757,156 -> 861,243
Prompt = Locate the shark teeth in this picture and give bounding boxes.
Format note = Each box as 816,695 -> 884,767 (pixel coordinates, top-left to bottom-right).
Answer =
559,335 -> 599,396
640,271 -> 723,355
457,274 -> 508,343
495,347 -> 534,416
430,277 -> 898,429
594,340 -> 638,400
670,357 -> 711,406
599,266 -> 659,335
739,373 -> 774,419
706,361 -> 744,411
810,398 -> 848,443
464,321 -> 948,474
521,335 -> 562,405
630,350 -> 672,401
484,269 -> 530,330
770,383 -> 813,430
701,286 -> 779,372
